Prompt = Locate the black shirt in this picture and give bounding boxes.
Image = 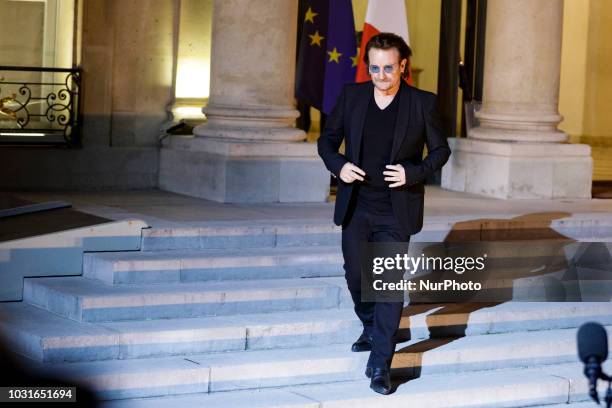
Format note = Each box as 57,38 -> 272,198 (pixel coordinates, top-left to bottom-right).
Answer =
356,91 -> 400,213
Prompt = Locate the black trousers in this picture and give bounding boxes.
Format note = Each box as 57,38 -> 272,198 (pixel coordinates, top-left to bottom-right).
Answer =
342,196 -> 410,369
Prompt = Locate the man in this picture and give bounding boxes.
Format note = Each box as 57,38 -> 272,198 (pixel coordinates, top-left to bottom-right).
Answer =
317,32 -> 451,395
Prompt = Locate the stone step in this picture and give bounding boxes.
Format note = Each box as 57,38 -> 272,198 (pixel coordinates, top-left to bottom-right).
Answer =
263,361 -> 609,408
22,276 -> 351,322
0,218 -> 147,301
101,388 -> 319,408
83,245 -> 596,287
3,301 -> 612,363
530,403 -> 601,408
25,328 -> 612,401
96,362 -> 610,407
83,246 -> 344,285
83,243 -> 612,301
140,216 -> 612,251
0,303 -> 360,363
141,221 -> 341,251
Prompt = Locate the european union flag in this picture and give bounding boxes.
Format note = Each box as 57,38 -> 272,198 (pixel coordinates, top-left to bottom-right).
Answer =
296,0 -> 357,115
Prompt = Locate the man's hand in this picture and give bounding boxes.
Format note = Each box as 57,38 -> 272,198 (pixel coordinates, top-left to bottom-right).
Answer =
339,162 -> 366,183
383,164 -> 407,187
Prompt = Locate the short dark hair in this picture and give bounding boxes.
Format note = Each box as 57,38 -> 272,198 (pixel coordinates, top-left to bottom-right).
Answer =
364,32 -> 413,78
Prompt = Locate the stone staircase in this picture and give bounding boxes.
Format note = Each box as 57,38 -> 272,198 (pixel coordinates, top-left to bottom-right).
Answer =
1,220 -> 611,407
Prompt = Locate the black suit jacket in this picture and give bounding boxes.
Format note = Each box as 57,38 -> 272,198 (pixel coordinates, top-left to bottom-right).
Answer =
317,80 -> 451,235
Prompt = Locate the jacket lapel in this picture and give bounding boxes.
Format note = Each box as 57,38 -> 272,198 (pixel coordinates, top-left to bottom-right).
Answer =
390,81 -> 413,160
350,82 -> 373,164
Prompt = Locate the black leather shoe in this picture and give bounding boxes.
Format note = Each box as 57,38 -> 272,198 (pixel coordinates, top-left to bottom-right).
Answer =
370,367 -> 392,395
351,333 -> 373,352
365,366 -> 372,378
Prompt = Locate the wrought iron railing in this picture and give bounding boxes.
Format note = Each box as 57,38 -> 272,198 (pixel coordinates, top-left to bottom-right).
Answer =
0,66 -> 81,146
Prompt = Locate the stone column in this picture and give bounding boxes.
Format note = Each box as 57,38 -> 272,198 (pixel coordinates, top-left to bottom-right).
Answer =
442,0 -> 592,198
472,0 -> 565,143
194,0 -> 303,142
159,0 -> 329,202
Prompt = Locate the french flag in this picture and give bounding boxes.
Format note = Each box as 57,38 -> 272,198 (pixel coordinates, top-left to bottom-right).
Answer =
355,0 -> 413,85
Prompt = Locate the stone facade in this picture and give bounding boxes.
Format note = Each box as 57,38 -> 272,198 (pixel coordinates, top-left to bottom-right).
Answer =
0,0 -> 608,199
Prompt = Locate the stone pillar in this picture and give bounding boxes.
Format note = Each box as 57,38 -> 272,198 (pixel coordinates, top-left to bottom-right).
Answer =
159,0 -> 329,202
442,0 -> 592,199
472,0 -> 566,143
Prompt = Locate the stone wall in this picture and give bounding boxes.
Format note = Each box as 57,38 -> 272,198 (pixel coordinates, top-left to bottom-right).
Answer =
0,0 -> 180,190
81,0 -> 178,147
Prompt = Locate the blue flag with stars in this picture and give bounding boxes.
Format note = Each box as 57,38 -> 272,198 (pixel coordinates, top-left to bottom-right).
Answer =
296,0 -> 357,115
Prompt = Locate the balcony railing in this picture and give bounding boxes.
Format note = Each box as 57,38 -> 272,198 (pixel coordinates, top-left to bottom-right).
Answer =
0,66 -> 81,146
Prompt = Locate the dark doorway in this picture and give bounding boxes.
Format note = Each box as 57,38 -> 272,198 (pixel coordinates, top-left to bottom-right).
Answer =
436,0 -> 487,140
429,0 -> 486,185
461,0 -> 487,137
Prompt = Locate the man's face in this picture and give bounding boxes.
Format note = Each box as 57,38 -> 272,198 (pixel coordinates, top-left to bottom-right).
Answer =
367,48 -> 406,92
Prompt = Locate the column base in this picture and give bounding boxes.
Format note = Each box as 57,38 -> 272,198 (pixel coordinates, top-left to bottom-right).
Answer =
441,138 -> 593,199
159,136 -> 330,203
